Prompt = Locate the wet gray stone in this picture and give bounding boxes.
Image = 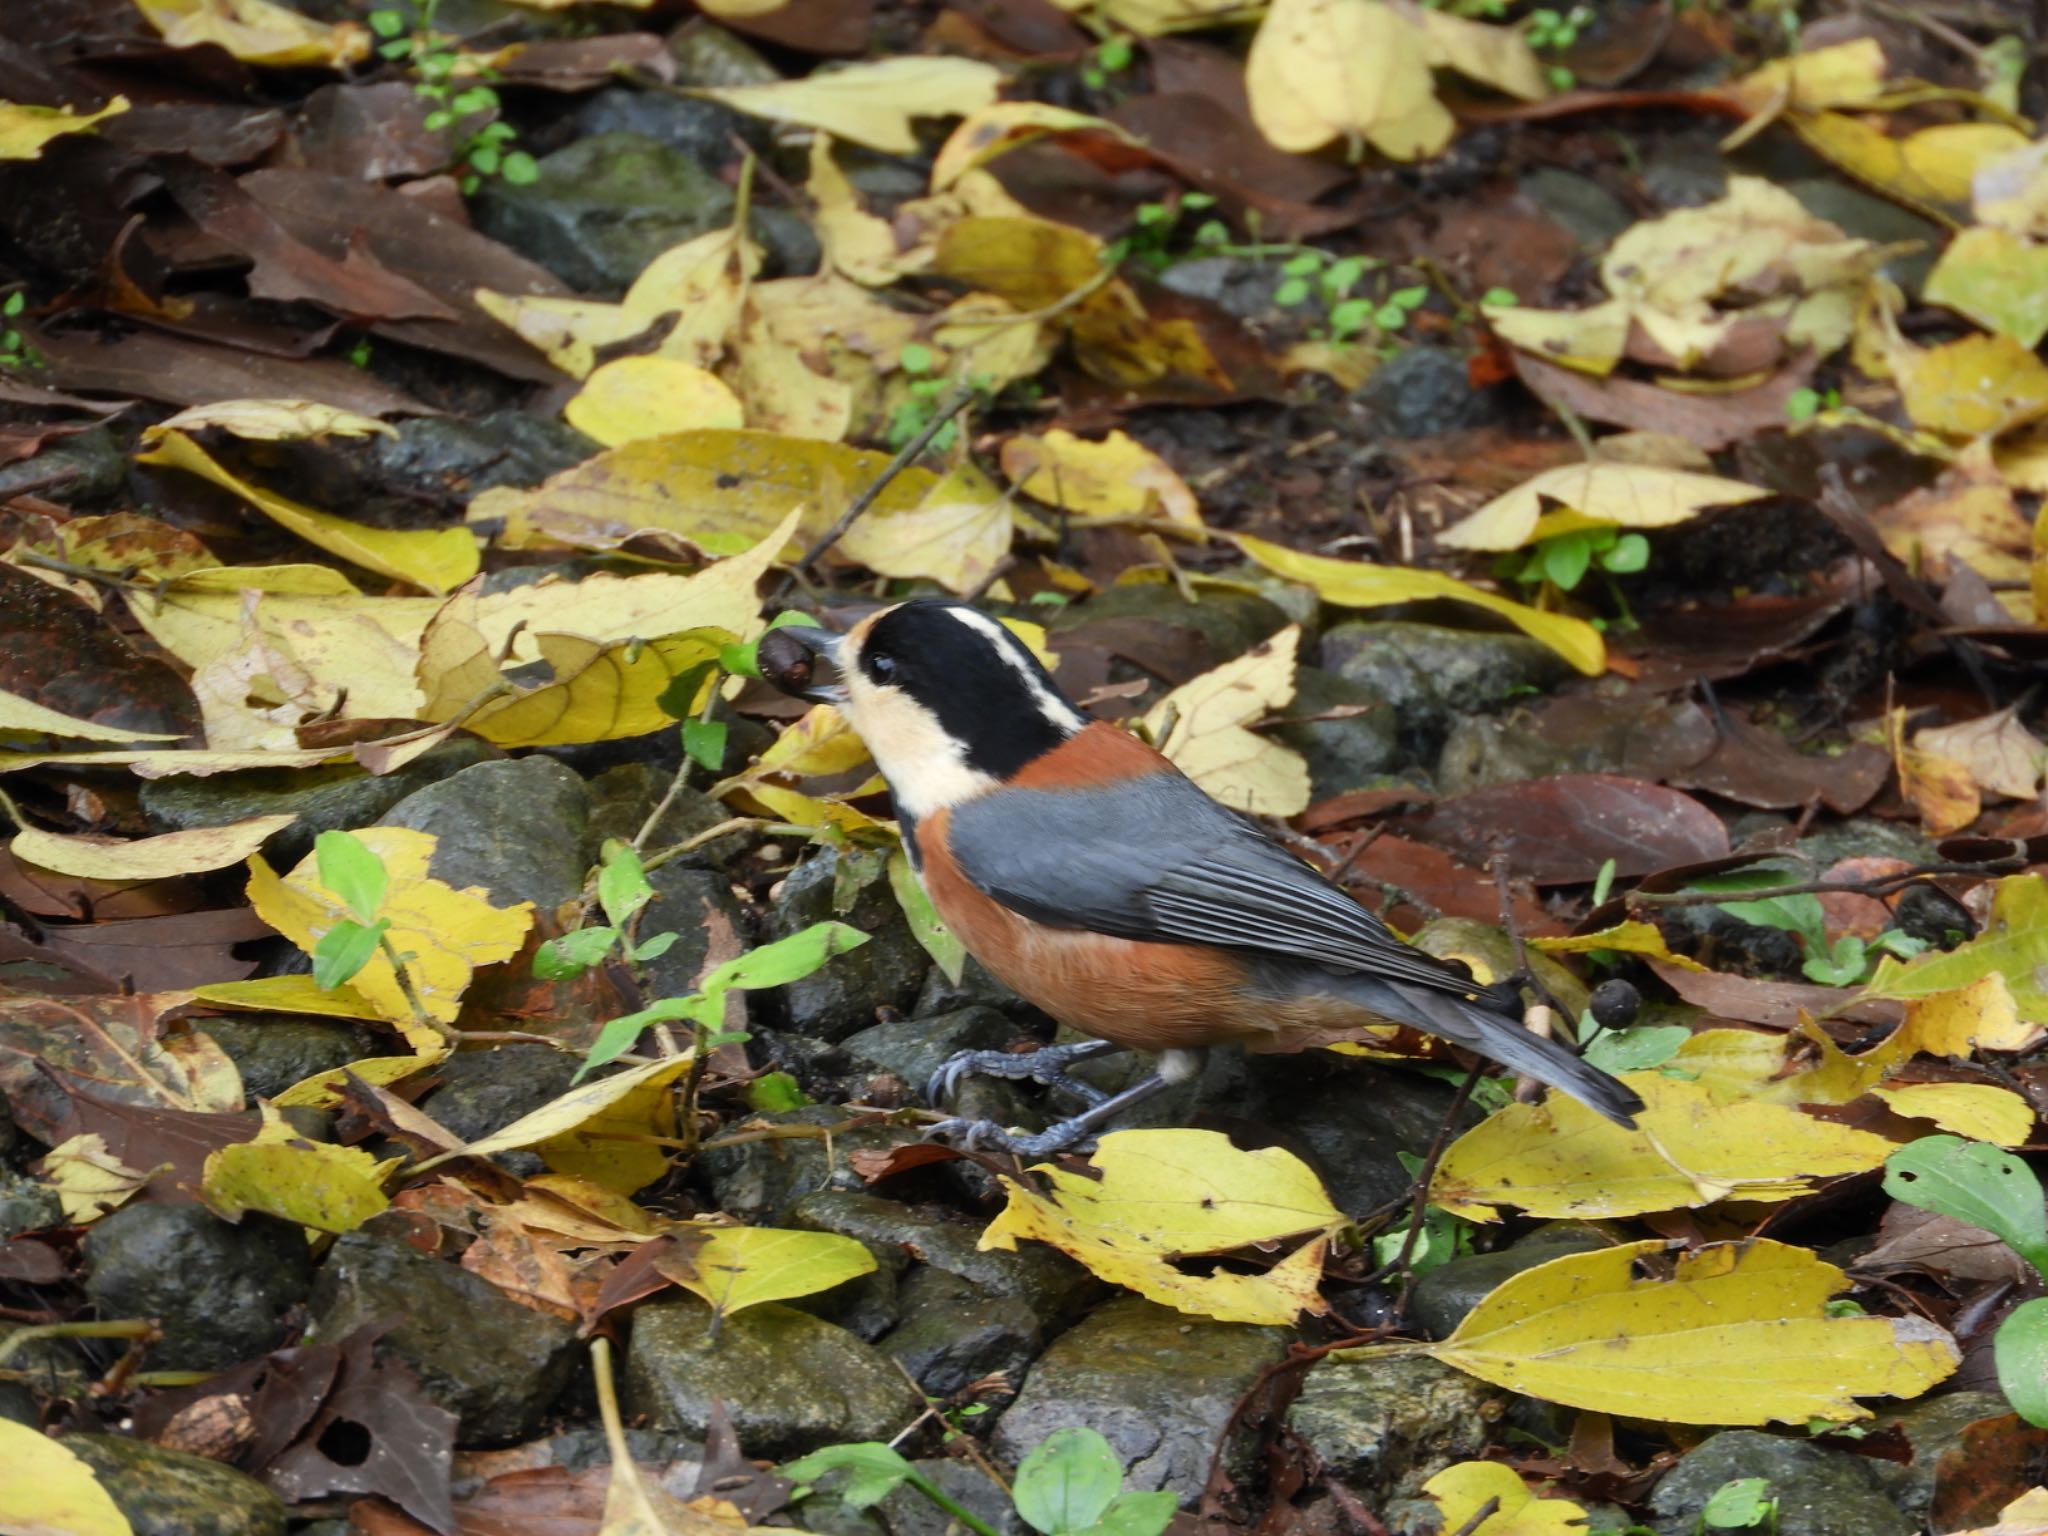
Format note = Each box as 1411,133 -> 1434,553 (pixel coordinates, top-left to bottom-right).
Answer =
668,22 -> 782,87
1270,665 -> 1400,799
1156,256 -> 1286,321
841,1007 -> 1025,1095
568,85 -> 763,168
1321,621 -> 1572,761
1868,1390 -> 2019,1525
586,763 -> 748,870
1245,1056 -> 1477,1221
379,756 -> 591,915
626,1297 -> 923,1457
1355,346 -> 1508,438
771,847 -> 930,1041
419,1044 -> 580,1144
1649,1430 -> 1914,1536
1642,135 -> 1729,209
1406,1224 -> 1613,1339
309,1230 -> 578,1444
991,1296 -> 1291,1503
787,1259 -> 901,1343
0,1166 -> 60,1235
139,739 -> 496,867
636,864 -> 748,1004
62,1434 -> 287,1536
1437,692 -> 1714,795
0,424 -> 124,502
881,1266 -> 1041,1399
789,1190 -> 1091,1319
1289,1354 -> 1504,1504
82,1206 -> 310,1371
1518,167 -> 1631,250
198,1016 -> 383,1103
881,1459 -> 1029,1536
369,411 -> 596,501
698,1107 -> 910,1224
913,954 -> 1034,1020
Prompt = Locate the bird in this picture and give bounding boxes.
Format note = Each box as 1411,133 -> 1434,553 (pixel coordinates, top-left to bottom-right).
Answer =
763,598 -> 1645,1157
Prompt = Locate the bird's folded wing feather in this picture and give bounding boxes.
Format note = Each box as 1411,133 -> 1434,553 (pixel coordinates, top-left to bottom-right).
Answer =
944,774 -> 1494,1000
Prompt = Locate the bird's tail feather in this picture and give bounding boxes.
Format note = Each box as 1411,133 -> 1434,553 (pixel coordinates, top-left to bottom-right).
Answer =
1336,974 -> 1645,1128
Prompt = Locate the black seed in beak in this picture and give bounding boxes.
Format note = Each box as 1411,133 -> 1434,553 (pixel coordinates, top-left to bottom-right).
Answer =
759,623 -> 847,704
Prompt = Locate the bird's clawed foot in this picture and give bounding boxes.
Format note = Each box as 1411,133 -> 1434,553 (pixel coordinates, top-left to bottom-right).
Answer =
926,1114 -> 1101,1159
924,1038 -> 1123,1111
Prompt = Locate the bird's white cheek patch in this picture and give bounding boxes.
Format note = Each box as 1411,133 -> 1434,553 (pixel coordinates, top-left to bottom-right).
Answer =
840,676 -> 997,820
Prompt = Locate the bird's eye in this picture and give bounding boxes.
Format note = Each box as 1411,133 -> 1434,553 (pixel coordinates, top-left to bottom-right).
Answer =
869,653 -> 899,682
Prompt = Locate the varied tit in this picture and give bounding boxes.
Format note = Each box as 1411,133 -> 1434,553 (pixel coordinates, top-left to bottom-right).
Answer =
762,599 -> 1644,1157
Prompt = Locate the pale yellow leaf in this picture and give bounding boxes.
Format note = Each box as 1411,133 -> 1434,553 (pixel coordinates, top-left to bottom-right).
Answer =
694,57 -> 1002,155
138,430 -> 477,593
564,358 -> 744,447
1900,973 -> 2041,1055
1423,1461 -> 1588,1536
1926,227 -> 2048,349
203,1105 -> 393,1232
1230,532 -> 1605,675
271,1046 -> 448,1108
146,399 -> 396,443
1723,37 -> 1888,116
1895,332 -> 2048,440
0,1419 -> 135,1536
726,295 -> 853,442
1868,876 -> 2048,1025
1916,706 -> 2048,801
837,465 -> 1013,595
1415,8 -> 1548,101
931,103 -> 1137,190
980,1128 -> 1343,1324
1874,1082 -> 2034,1147
1000,429 -> 1203,528
1143,626 -> 1309,817
0,97 -> 129,160
39,1134 -> 156,1224
190,974 -> 385,1021
662,1226 -> 877,1318
456,1054 -> 695,1194
1440,463 -> 1767,551
1409,1238 -> 1957,1424
133,0 -> 368,66
1245,0 -> 1451,159
0,687 -> 182,744
1792,113 -> 2029,222
808,136 -> 903,286
10,814 -> 295,881
1483,297 -> 1631,376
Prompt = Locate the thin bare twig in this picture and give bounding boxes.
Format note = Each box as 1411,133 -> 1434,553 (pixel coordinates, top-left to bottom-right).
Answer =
788,382 -> 978,581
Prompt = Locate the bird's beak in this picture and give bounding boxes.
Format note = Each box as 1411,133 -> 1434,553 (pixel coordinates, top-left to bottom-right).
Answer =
759,621 -> 848,705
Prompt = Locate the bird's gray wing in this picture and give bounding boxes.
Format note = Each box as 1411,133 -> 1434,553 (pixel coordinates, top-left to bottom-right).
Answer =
944,774 -> 1494,1000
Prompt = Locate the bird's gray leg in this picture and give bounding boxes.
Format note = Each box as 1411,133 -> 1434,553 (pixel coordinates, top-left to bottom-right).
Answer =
926,1037 -> 1125,1110
928,1047 -> 1204,1158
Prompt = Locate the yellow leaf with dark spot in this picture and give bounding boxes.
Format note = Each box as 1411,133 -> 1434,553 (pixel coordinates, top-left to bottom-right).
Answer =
1874,1082 -> 2034,1147
204,1106 -> 394,1232
658,1226 -> 877,1319
1868,877 -> 2048,1025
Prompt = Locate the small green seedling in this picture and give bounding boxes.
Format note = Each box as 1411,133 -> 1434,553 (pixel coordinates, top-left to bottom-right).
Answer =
1079,34 -> 1134,91
1371,1150 -> 1477,1274
783,1426 -> 1175,1536
1785,386 -> 1842,422
1694,872 -> 1928,986
369,0 -> 537,192
1511,525 -> 1649,595
0,292 -> 42,371
1885,1135 -> 2048,1428
311,829 -> 394,991
1526,5 -> 1594,90
1699,1477 -> 1777,1532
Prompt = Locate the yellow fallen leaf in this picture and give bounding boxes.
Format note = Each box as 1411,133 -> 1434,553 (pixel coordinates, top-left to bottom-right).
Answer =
1143,626 -> 1309,817
1440,463 -> 1767,551
476,217 -> 758,379
1483,297 -> 1633,376
0,97 -> 129,160
1000,429 -> 1203,528
1423,1461 -> 1588,1536
1944,1487 -> 2048,1536
0,742 -> 361,779
1055,0 -> 1248,34
473,428 -> 934,560
693,57 -> 1002,155
980,1128 -> 1343,1324
1246,0 -> 1452,159
1230,532 -> 1605,675
133,0 -> 367,66
10,814 -> 295,881
837,465 -> 1014,595
271,1047 -> 448,1108
1792,114 -> 2029,224
1916,706 -> 2048,801
191,974 -> 385,1020
1723,37 -> 1887,116
145,399 -> 396,442
1900,973 -> 2041,1056
1431,1072 -> 1895,1220
1895,331 -> 2048,441
1402,1238 -> 1957,1424
40,1133 -> 158,1223
454,1054 -> 696,1194
1926,227 -> 2048,349
728,779 -> 892,841
139,430 -> 478,593
660,1226 -> 877,1319
932,293 -> 1056,394
247,826 -> 533,1044
1874,1082 -> 2034,1147
0,1419 -> 134,1536
1977,138 -> 2048,238
1416,7 -> 1549,101
203,1105 -> 394,1232
1531,921 -> 1706,971
0,686 -> 182,744
1888,704 -> 1982,836
1868,876 -> 2048,1026
725,293 -> 854,442
809,136 -> 902,286
563,358 -> 744,447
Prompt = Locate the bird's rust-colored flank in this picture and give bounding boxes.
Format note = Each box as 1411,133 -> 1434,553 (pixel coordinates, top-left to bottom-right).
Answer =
1009,721 -> 1173,789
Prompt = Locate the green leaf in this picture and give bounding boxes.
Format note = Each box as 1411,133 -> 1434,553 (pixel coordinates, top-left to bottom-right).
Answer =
575,994 -> 718,1081
1329,298 -> 1373,339
1884,1136 -> 2048,1277
3,292 -> 23,318
1481,286 -> 1519,307
469,144 -> 501,175
1274,277 -> 1310,308
655,658 -> 720,721
369,8 -> 406,36
1390,284 -> 1429,310
313,917 -> 387,990
891,848 -> 965,984
451,86 -> 498,115
1538,530 -> 1593,591
379,37 -> 414,58
534,925 -> 620,980
701,921 -> 868,999
1280,252 -> 1322,277
1996,1296 -> 2048,1428
748,1070 -> 810,1112
500,151 -> 539,185
1701,1478 -> 1775,1529
1786,386 -> 1822,421
633,931 -> 680,962
683,718 -> 728,773
781,1443 -> 920,1509
900,342 -> 934,375
598,842 -> 653,928
1801,934 -> 1868,987
315,830 -> 387,924
1582,1024 -> 1690,1073
423,109 -> 453,132
1014,1427 -> 1124,1536
1087,1491 -> 1178,1536
1719,892 -> 1827,950
1600,531 -> 1650,574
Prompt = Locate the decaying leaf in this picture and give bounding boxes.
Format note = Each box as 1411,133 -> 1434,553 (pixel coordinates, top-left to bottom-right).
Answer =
1867,876 -> 2048,1026
10,814 -> 296,881
133,0 -> 368,67
1917,707 -> 2048,801
562,359 -> 745,446
145,399 -> 397,442
1390,1238 -> 1957,1424
980,1129 -> 1344,1324
0,98 -> 130,160
203,1104 -> 395,1232
691,57 -> 1002,155
439,1054 -> 696,1194
1000,429 -> 1203,529
1142,626 -> 1309,816
1438,462 -> 1768,552
1423,1461 -> 1589,1536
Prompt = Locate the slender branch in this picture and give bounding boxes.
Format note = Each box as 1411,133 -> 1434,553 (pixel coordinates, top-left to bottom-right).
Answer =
1624,858 -> 2023,910
790,382 -> 978,580
1447,1497 -> 1502,1536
